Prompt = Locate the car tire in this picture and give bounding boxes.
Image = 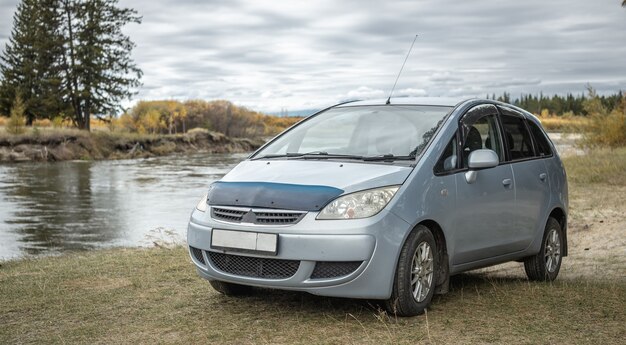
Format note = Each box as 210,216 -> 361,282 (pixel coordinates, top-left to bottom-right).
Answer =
385,225 -> 438,317
209,280 -> 253,296
524,217 -> 563,281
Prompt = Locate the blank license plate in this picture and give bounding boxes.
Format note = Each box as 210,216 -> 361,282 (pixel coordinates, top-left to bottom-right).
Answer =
211,229 -> 277,255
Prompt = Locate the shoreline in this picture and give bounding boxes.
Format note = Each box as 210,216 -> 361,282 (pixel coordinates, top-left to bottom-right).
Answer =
0,128 -> 264,163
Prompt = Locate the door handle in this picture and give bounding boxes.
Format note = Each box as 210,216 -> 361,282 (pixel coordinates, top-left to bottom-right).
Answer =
502,178 -> 512,186
539,173 -> 547,181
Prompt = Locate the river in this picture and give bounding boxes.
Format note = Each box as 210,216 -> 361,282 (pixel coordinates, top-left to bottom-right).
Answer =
0,153 -> 248,259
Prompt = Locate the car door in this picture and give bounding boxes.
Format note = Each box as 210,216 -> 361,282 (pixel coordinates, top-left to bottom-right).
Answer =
499,106 -> 552,250
451,104 -> 517,265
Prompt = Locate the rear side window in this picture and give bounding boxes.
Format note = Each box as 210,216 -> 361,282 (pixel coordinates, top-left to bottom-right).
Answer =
527,121 -> 553,157
500,110 -> 535,161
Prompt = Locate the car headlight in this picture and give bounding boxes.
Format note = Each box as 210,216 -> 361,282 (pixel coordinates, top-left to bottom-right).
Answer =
196,193 -> 208,212
317,186 -> 400,220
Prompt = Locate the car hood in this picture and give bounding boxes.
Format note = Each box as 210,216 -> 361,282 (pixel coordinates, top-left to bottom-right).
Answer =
207,159 -> 412,211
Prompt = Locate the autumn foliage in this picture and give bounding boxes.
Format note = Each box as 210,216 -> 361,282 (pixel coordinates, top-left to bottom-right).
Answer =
113,100 -> 302,138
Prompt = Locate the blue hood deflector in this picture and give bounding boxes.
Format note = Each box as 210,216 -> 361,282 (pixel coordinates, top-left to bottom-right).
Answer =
207,181 -> 344,211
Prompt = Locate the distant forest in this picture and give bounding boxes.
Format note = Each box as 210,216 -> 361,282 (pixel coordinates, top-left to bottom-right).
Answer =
488,89 -> 625,116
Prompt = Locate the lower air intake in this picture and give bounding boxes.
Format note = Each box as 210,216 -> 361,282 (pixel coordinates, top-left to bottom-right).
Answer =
190,246 -> 205,265
311,261 -> 362,279
208,252 -> 299,279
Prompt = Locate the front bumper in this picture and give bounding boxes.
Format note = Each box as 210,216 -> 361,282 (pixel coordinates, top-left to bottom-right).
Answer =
187,208 -> 412,299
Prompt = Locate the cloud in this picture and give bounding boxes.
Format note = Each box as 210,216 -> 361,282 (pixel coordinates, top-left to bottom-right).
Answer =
0,0 -> 625,112
339,86 -> 386,102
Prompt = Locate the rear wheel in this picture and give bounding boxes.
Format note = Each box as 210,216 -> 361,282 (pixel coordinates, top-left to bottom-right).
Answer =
524,217 -> 563,281
385,225 -> 438,316
209,280 -> 253,296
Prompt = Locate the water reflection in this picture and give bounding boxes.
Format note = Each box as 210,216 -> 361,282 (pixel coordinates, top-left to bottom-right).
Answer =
0,153 -> 247,259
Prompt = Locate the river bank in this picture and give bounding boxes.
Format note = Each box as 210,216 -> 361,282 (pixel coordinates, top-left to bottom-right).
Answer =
0,128 -> 264,162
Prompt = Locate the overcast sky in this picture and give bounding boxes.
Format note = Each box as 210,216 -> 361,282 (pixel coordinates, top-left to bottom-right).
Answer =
1,0 -> 625,112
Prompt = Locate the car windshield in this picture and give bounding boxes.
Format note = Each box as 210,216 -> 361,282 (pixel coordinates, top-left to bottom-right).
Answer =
253,105 -> 452,161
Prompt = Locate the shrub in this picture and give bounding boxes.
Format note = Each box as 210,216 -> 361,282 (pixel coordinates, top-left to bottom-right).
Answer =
52,116 -> 64,128
580,88 -> 626,148
6,96 -> 27,135
581,109 -> 626,148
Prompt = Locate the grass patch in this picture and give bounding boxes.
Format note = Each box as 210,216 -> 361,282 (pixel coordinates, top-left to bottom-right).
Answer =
1,247 -> 624,344
562,147 -> 626,185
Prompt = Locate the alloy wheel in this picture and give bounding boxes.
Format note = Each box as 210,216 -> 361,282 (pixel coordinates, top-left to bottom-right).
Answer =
411,241 -> 434,302
544,228 -> 561,273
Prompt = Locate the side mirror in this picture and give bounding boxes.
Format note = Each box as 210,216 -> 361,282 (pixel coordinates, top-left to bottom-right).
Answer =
443,155 -> 457,171
465,149 -> 499,183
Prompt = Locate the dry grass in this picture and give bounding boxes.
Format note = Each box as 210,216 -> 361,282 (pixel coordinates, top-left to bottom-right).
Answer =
562,147 -> 626,185
538,115 -> 589,132
1,247 -> 624,345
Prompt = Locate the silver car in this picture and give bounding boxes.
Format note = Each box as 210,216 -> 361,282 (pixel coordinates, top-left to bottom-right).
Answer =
187,97 -> 568,316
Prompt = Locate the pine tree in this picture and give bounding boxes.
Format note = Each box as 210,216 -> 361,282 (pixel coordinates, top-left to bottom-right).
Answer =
60,0 -> 142,130
0,0 -> 66,123
0,0 -> 142,131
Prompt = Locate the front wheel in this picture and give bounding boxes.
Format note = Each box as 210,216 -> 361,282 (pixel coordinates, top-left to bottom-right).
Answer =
385,225 -> 438,316
524,217 -> 563,281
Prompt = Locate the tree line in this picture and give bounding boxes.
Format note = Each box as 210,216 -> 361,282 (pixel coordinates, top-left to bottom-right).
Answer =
487,89 -> 625,116
0,0 -> 141,130
115,100 -> 302,138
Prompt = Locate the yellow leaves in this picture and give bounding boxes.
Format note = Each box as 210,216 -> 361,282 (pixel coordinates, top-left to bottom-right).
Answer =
141,108 -> 164,134
130,100 -> 186,134
116,99 -> 304,138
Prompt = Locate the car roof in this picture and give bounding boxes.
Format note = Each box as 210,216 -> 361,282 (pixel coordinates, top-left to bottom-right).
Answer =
335,97 -> 468,108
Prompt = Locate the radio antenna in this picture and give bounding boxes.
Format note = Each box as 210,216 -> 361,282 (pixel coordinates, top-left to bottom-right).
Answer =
386,34 -> 418,105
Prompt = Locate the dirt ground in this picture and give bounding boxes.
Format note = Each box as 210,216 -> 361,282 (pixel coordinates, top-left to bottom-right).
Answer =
480,182 -> 626,281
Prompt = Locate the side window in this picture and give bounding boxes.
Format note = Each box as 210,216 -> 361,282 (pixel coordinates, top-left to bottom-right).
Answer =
460,105 -> 504,168
527,120 -> 553,157
434,136 -> 458,173
500,109 -> 535,160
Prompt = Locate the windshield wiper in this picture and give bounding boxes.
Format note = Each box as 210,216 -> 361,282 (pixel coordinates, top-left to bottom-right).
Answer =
255,152 -> 415,162
362,154 -> 416,162
253,151 -> 365,160
253,152 -> 311,160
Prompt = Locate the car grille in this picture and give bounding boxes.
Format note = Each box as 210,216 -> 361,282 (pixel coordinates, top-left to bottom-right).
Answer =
190,246 -> 205,265
211,206 -> 306,225
311,261 -> 362,279
208,251 -> 300,279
